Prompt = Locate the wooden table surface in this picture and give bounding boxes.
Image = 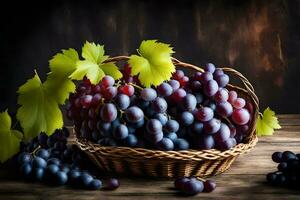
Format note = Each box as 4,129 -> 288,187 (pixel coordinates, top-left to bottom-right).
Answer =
1,114 -> 300,200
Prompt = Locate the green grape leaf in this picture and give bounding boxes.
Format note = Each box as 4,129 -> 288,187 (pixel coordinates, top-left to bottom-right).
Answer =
47,48 -> 78,104
69,41 -> 122,84
128,40 -> 175,87
0,110 -> 23,163
256,107 -> 281,136
17,72 -> 64,140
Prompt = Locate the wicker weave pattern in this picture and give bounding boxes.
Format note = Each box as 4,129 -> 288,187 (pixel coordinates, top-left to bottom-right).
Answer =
76,56 -> 259,178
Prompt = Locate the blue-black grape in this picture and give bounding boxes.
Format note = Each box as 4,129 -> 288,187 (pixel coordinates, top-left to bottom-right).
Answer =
194,135 -> 215,150
164,132 -> 178,142
33,168 -> 45,182
124,134 -> 138,147
164,120 -> 179,133
89,179 -> 102,190
146,131 -> 164,143
20,163 -> 32,177
32,157 -> 47,169
282,151 -> 297,162
154,113 -> 168,126
36,149 -> 50,160
174,138 -> 189,150
80,173 -> 94,187
157,138 -> 174,151
46,164 -> 60,175
18,152 -> 32,164
146,119 -> 162,134
179,111 -> 194,126
113,124 -> 129,140
38,133 -> 48,147
191,122 -> 204,136
47,158 -> 61,166
272,152 -> 283,163
174,177 -> 190,190
55,171 -> 68,185
182,179 -> 204,195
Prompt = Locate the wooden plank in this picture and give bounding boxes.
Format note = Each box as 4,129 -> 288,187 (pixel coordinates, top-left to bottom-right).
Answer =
277,114 -> 300,125
0,175 -> 299,200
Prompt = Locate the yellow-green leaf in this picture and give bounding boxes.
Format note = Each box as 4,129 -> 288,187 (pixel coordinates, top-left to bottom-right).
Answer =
17,72 -> 64,140
44,73 -> 76,105
0,110 -> 23,163
256,107 -> 281,136
69,41 -> 122,84
82,41 -> 108,64
49,48 -> 78,75
100,62 -> 122,80
70,60 -> 105,84
47,48 -> 78,104
129,40 -> 175,87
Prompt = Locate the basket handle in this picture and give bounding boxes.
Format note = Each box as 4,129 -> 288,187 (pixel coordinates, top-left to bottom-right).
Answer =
105,56 -> 259,106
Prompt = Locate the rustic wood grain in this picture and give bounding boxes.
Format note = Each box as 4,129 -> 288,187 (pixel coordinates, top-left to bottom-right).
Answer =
0,114 -> 299,199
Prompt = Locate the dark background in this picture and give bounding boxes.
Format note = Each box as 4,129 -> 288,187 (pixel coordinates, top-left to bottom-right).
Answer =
0,0 -> 299,114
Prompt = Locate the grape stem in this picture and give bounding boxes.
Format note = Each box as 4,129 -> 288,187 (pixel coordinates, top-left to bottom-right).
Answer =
128,82 -> 143,90
222,116 -> 233,126
31,145 -> 41,157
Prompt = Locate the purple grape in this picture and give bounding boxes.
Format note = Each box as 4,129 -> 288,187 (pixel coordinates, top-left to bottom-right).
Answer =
115,94 -> 130,110
195,107 -> 214,122
203,180 -> 216,192
214,123 -> 230,142
113,124 -> 129,140
182,94 -> 197,112
157,83 -> 173,97
157,138 -> 174,151
106,178 -> 120,190
216,102 -> 233,117
194,135 -> 215,150
204,118 -> 221,134
152,97 -> 168,113
179,111 -> 194,126
204,63 -> 216,73
146,119 -> 162,134
215,74 -> 229,87
141,88 -> 157,101
100,103 -> 118,122
125,106 -> 144,123
164,120 -> 179,133
204,80 -> 218,97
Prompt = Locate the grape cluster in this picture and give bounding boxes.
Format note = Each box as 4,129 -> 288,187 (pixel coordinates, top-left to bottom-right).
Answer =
67,63 -> 253,151
18,129 -> 119,190
266,151 -> 300,189
174,177 -> 216,196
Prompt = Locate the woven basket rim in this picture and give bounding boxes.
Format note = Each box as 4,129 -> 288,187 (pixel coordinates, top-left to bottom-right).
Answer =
75,56 -> 259,162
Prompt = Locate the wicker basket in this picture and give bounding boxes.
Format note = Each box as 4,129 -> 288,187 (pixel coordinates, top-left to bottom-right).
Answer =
76,56 -> 259,179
